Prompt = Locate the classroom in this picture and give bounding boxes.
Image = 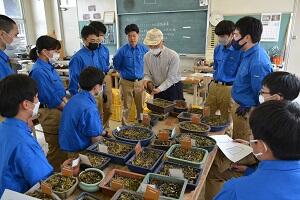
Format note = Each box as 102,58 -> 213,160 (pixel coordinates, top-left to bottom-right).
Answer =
0,0 -> 300,199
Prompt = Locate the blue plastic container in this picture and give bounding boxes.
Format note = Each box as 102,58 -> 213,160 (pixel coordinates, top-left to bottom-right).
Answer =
154,161 -> 202,191
87,138 -> 135,165
112,125 -> 154,146
126,147 -> 165,174
137,173 -> 188,200
201,116 -> 230,132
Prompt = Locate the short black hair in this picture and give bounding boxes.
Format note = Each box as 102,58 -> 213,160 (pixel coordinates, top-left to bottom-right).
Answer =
215,20 -> 235,36
249,100 -> 300,160
79,67 -> 105,91
81,25 -> 99,39
263,71 -> 300,101
29,35 -> 61,62
89,21 -> 107,34
0,14 -> 16,33
125,24 -> 139,35
0,74 -> 38,118
235,16 -> 263,43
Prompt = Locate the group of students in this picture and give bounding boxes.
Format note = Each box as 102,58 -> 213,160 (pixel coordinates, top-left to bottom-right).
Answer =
203,16 -> 300,199
0,14 -> 184,196
1,12 -> 300,199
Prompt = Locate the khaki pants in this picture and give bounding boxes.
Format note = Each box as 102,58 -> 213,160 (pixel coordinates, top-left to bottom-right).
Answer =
205,82 -> 233,137
0,115 -> 4,122
38,108 -> 67,172
120,79 -> 144,125
205,101 -> 257,200
97,75 -> 112,129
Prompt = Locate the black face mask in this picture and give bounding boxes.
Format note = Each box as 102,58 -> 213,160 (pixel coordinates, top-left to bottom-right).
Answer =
87,43 -> 99,51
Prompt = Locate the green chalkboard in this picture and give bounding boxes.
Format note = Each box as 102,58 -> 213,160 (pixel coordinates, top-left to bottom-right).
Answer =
117,0 -> 207,14
224,13 -> 291,54
118,10 -> 208,54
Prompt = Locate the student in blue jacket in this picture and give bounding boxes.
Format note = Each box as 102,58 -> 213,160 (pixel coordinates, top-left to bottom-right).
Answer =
231,71 -> 300,175
89,21 -> 112,128
0,74 -> 53,196
59,67 -> 105,157
215,100 -> 300,200
29,35 -> 68,171
206,16 -> 273,200
69,25 -> 109,96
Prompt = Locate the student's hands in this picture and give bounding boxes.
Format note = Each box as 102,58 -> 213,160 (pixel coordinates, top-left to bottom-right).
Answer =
231,163 -> 248,173
235,106 -> 250,118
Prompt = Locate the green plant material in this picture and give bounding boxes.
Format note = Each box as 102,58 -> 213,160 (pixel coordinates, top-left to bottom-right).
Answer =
171,147 -> 205,162
189,108 -> 202,114
159,163 -> 199,184
153,139 -> 171,146
180,121 -> 209,132
27,191 -> 53,200
108,174 -> 143,191
82,152 -> 108,167
45,174 -> 76,192
79,171 -> 103,184
152,99 -> 173,108
179,134 -> 215,148
131,149 -> 161,169
149,178 -> 182,199
116,128 -> 152,140
102,139 -> 133,157
201,115 -> 228,126
117,192 -> 143,200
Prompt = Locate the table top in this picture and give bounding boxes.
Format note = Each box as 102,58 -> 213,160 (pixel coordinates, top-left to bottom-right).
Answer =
68,117 -> 221,200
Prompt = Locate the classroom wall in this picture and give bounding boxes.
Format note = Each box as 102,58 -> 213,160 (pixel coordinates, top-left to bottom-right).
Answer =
286,0 -> 300,74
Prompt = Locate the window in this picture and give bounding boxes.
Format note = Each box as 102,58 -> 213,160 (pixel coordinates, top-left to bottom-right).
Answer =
0,0 -> 27,52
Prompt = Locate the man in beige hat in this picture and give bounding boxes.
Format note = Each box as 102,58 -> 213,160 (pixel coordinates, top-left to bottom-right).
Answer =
143,28 -> 183,101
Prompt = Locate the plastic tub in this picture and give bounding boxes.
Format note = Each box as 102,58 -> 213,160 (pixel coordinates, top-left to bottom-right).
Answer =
146,98 -> 175,114
78,168 -> 105,192
126,147 -> 165,174
100,169 -> 144,196
173,100 -> 188,113
87,138 -> 135,165
176,133 -> 216,152
201,115 -> 230,132
154,161 -> 202,191
112,126 -> 154,146
178,121 -> 210,135
166,144 -> 208,168
137,173 -> 188,200
111,189 -> 144,200
44,173 -> 78,199
76,192 -> 101,200
177,112 -> 202,122
150,139 -> 175,151
80,151 -> 111,171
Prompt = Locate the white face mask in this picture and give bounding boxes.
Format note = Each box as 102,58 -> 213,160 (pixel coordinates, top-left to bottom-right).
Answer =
94,85 -> 103,97
150,48 -> 161,55
250,139 -> 268,159
32,101 -> 40,117
49,52 -> 60,64
259,94 -> 265,104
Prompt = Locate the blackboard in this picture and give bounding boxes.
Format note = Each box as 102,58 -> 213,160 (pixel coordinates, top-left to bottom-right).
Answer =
224,13 -> 291,54
117,0 -> 208,14
118,11 -> 208,54
116,0 -> 208,55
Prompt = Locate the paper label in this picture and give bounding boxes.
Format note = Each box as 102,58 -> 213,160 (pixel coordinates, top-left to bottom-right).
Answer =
191,114 -> 200,124
169,168 -> 184,179
140,183 -> 156,193
135,142 -> 142,155
61,166 -> 73,177
41,182 -> 52,196
144,185 -> 160,200
180,137 -> 192,150
97,144 -> 108,153
117,126 -> 121,131
191,138 -> 196,147
203,106 -> 210,117
111,179 -> 123,190
79,154 -> 92,166
71,157 -> 80,167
